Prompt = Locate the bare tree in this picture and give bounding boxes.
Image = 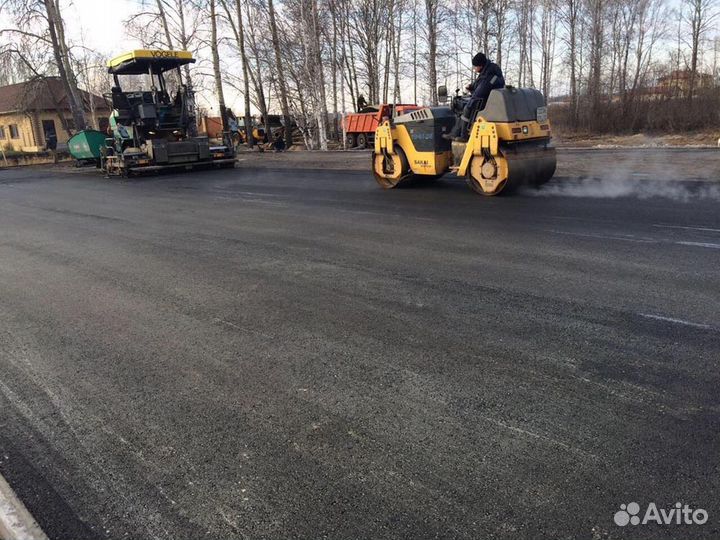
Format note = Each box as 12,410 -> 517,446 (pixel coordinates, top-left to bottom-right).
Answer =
297,0 -> 328,148
220,0 -> 255,146
45,0 -> 86,130
494,0 -> 511,69
586,0 -> 606,119
682,0 -> 719,101
209,0 -> 229,131
349,0 -> 385,103
538,0 -> 557,98
516,0 -> 535,87
391,0 -> 405,101
425,0 -> 439,104
563,0 -> 581,126
412,0 -> 418,102
267,0 -> 293,145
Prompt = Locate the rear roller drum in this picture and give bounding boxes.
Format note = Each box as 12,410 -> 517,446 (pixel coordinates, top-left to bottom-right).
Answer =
372,147 -> 411,189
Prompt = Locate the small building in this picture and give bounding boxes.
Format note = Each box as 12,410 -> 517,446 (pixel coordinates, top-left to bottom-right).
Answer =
198,116 -> 224,138
0,77 -> 110,152
656,70 -> 715,98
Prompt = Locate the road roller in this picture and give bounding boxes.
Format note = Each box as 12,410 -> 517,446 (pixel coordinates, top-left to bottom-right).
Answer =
372,86 -> 556,196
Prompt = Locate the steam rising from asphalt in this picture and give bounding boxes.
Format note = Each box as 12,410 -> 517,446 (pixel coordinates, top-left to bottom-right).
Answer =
522,149 -> 720,201
529,177 -> 720,201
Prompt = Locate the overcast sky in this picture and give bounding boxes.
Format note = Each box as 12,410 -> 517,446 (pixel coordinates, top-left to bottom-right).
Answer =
65,0 -> 143,55
60,0 -> 245,113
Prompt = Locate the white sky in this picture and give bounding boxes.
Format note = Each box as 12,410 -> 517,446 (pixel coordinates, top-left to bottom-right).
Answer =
60,0 -> 250,113
64,0 -> 143,55
53,0 -> 242,113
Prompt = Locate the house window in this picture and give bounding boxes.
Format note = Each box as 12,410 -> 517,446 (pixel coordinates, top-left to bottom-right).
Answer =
9,124 -> 19,139
0,126 -> 5,139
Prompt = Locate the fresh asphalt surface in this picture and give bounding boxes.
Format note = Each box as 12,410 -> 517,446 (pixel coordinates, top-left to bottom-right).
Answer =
0,162 -> 718,539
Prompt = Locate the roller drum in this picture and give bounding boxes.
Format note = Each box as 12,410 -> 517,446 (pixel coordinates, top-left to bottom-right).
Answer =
372,147 -> 414,189
501,142 -> 556,190
467,140 -> 556,196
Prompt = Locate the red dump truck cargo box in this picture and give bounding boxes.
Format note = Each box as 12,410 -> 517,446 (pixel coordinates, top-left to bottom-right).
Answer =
343,104 -> 421,147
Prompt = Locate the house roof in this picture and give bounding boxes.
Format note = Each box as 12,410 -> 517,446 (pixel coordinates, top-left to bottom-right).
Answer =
657,69 -> 714,83
0,77 -> 110,115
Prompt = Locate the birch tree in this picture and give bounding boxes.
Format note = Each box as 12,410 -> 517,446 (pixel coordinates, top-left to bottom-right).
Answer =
682,0 -> 719,102
209,0 -> 229,131
220,0 -> 255,146
267,0 -> 293,145
425,0 -> 439,104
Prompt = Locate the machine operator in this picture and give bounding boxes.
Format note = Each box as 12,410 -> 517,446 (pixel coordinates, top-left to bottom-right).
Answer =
444,52 -> 505,141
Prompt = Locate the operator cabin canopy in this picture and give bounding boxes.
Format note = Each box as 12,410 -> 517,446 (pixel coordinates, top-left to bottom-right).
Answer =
107,50 -> 196,75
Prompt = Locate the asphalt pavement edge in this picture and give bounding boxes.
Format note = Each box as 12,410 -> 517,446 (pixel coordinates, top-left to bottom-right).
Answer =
0,472 -> 48,540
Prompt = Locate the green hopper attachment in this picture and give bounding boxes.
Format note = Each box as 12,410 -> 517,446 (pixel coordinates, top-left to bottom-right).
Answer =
68,130 -> 107,166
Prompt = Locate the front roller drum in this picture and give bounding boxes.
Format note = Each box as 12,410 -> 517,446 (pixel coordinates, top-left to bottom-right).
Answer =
466,144 -> 557,196
372,147 -> 412,189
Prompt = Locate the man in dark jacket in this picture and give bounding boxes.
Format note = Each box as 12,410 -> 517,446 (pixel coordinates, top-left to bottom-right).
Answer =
444,52 -> 505,141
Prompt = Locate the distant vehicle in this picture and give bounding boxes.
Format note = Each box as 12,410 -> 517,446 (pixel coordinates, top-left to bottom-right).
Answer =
228,113 -> 288,146
103,49 -> 235,176
343,104 -> 421,148
201,113 -> 290,148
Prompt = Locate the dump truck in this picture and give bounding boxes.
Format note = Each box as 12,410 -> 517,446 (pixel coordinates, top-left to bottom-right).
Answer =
372,86 -> 556,196
343,104 -> 421,148
103,50 -> 235,176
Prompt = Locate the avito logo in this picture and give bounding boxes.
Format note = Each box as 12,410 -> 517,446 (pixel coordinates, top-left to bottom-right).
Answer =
614,502 -> 708,526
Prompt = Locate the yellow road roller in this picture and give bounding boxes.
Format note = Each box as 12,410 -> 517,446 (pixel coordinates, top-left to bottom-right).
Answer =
372,86 -> 556,196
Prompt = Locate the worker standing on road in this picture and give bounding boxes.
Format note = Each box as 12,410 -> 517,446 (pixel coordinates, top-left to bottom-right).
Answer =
45,130 -> 57,152
273,128 -> 286,152
444,52 -> 505,141
45,129 -> 58,163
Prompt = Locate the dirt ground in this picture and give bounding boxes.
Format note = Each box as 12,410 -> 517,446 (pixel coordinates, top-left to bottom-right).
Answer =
237,146 -> 720,182
554,130 -> 720,148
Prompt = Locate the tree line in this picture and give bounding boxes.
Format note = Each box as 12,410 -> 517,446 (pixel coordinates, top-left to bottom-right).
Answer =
1,0 -> 718,149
